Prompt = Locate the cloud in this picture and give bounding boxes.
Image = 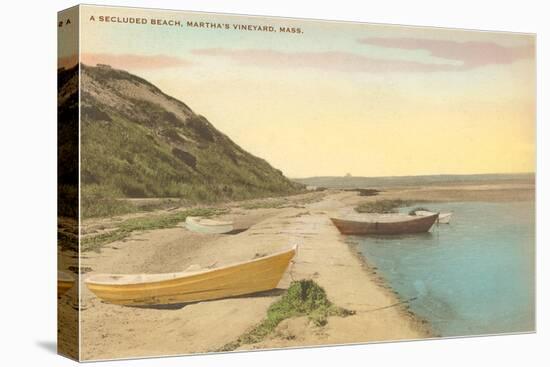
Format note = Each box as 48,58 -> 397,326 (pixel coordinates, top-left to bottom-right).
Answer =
357,37 -> 534,70
81,53 -> 191,70
191,48 -> 459,73
192,37 -> 533,74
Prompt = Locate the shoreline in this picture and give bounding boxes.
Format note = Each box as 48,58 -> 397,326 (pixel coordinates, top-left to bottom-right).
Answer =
232,193 -> 432,352
65,182 -> 532,359
345,240 -> 436,338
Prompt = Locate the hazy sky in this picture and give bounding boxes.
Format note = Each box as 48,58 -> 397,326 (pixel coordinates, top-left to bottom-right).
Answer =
77,5 -> 535,178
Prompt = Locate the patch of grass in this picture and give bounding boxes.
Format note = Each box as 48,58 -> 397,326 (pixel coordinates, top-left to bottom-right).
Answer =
81,207 -> 227,252
218,280 -> 354,351
132,198 -> 186,212
354,199 -> 416,214
345,188 -> 381,197
82,197 -> 138,219
240,192 -> 326,210
81,185 -> 138,219
240,199 -> 288,210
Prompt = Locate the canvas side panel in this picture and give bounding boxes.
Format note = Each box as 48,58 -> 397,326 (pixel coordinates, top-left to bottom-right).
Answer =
57,5 -> 80,361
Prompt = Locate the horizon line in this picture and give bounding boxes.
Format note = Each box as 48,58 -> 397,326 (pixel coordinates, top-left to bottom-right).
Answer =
291,172 -> 535,180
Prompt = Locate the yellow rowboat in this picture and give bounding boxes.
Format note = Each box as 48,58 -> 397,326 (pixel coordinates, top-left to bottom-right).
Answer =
85,245 -> 297,306
58,271 -> 75,296
185,216 -> 234,234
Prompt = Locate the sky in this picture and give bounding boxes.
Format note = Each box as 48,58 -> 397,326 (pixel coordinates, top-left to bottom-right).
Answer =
73,5 -> 535,178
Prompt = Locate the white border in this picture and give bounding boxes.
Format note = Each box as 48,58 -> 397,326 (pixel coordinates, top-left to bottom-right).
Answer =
1,1 -> 547,367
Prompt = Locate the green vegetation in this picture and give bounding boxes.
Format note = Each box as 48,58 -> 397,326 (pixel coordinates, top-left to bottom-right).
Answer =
345,188 -> 380,197
219,280 -> 354,351
81,186 -> 196,219
240,199 -> 288,210
81,185 -> 138,218
354,199 -> 417,213
71,65 -> 304,220
81,207 -> 226,252
240,192 -> 326,210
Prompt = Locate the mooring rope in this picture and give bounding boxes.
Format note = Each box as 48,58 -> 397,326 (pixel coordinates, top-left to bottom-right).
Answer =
289,243 -> 299,282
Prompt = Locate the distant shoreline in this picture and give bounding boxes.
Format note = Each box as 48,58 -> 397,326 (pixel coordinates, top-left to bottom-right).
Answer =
293,172 -> 534,180
292,172 -> 535,190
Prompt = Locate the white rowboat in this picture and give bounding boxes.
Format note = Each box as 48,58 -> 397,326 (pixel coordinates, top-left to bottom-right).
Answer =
414,210 -> 453,224
185,216 -> 234,234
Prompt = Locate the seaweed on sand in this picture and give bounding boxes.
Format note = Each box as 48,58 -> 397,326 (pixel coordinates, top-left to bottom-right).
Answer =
218,280 -> 354,351
354,199 -> 415,214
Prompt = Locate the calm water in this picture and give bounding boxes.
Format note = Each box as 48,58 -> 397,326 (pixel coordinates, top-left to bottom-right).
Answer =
349,201 -> 535,337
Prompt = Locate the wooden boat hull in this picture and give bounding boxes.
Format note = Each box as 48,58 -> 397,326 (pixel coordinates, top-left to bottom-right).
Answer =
415,210 -> 453,224
330,214 -> 438,235
185,216 -> 234,234
85,246 -> 296,306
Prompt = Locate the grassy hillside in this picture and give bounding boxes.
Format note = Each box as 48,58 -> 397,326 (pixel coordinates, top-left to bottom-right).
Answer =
58,64 -> 303,218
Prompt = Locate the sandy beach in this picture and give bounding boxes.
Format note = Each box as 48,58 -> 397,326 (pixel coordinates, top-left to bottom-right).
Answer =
56,181 -> 534,360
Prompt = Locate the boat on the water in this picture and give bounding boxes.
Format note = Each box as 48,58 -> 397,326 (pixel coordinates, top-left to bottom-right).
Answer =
58,271 -> 74,296
330,213 -> 438,235
84,245 -> 297,306
414,210 -> 453,224
185,216 -> 234,234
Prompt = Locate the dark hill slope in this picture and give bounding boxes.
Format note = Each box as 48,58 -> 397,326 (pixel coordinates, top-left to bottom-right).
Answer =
58,64 -> 303,216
